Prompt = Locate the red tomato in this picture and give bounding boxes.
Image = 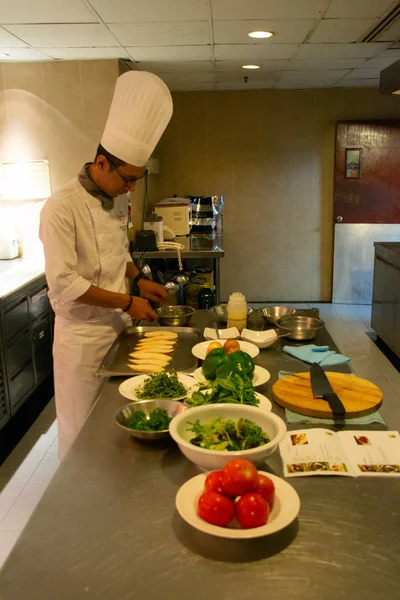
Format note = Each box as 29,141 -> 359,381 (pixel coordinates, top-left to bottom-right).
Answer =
197,491 -> 235,527
236,493 -> 270,529
256,473 -> 275,506
204,470 -> 226,496
221,458 -> 258,498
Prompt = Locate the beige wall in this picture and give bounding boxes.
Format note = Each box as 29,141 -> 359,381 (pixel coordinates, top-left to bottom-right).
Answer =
154,88 -> 400,302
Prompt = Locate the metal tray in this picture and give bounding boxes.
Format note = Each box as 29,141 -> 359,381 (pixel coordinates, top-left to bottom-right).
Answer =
97,326 -> 202,377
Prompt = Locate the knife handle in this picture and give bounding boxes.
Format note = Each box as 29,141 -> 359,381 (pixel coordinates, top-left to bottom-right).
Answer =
323,392 -> 346,417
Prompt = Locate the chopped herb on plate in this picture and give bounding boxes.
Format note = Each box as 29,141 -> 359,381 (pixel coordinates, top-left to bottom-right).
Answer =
136,371 -> 187,399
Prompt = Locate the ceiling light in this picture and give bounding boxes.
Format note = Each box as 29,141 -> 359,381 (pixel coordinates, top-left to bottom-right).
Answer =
248,31 -> 274,39
242,64 -> 261,70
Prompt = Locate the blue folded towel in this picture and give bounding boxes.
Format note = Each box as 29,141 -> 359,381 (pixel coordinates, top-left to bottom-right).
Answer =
283,344 -> 350,366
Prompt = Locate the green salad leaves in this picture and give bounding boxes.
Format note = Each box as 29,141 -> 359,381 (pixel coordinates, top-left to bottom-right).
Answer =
127,408 -> 172,431
188,417 -> 270,451
136,371 -> 187,399
186,372 -> 259,408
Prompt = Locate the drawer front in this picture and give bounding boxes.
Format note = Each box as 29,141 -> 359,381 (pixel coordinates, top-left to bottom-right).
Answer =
30,286 -> 49,321
6,332 -> 33,378
0,362 -> 10,428
34,346 -> 53,383
10,363 -> 35,411
32,316 -> 52,355
4,298 -> 29,343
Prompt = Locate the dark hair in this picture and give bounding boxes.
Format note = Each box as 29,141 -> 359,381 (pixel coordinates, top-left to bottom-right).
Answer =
95,144 -> 126,169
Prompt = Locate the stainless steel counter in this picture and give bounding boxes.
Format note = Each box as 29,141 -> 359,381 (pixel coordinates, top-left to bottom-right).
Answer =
131,231 -> 224,259
1,311 -> 399,600
0,255 -> 45,298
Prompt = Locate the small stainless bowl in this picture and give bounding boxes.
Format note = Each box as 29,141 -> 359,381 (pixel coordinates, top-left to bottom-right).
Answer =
115,399 -> 188,441
275,315 -> 325,341
257,306 -> 297,324
208,304 -> 253,323
156,305 -> 194,326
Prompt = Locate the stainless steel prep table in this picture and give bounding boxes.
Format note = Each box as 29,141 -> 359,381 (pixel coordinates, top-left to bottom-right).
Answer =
1,311 -> 399,600
131,232 -> 224,303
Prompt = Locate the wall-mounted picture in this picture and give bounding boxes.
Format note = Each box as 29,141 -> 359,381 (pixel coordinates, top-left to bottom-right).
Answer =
345,148 -> 362,178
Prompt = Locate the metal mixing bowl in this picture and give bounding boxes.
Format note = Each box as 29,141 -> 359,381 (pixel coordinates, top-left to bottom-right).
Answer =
208,304 -> 253,323
156,305 -> 194,326
275,315 -> 325,341
115,399 -> 188,441
257,306 -> 297,324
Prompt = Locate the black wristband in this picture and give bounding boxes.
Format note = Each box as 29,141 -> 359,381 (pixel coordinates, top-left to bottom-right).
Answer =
122,295 -> 133,313
133,272 -> 147,286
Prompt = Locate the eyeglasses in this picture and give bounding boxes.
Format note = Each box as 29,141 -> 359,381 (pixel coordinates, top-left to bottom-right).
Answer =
115,166 -> 147,185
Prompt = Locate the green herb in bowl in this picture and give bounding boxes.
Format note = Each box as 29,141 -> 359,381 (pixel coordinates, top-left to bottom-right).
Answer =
128,407 -> 172,431
136,371 -> 187,399
188,417 -> 270,451
186,372 -> 259,407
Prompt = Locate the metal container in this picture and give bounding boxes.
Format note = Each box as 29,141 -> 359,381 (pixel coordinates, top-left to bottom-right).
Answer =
257,306 -> 297,324
115,400 -> 188,441
156,305 -> 195,327
208,304 -> 253,323
275,315 -> 325,340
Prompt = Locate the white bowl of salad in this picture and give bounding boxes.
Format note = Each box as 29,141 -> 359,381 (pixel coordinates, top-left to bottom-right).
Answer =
169,404 -> 286,471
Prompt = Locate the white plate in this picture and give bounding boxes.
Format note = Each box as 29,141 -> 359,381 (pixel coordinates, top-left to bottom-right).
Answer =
191,340 -> 260,360
118,373 -> 198,402
203,327 -> 240,341
186,389 -> 272,411
193,365 -> 271,388
176,471 -> 300,539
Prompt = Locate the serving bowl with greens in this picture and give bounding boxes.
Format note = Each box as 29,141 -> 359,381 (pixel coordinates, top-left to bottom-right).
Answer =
169,404 -> 286,471
118,372 -> 197,402
115,399 -> 187,441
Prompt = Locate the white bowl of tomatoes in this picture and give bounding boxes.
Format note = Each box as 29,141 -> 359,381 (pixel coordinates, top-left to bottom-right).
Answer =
176,458 -> 300,539
169,403 -> 286,472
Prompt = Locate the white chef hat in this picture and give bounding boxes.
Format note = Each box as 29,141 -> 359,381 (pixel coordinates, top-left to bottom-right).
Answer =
101,71 -> 173,167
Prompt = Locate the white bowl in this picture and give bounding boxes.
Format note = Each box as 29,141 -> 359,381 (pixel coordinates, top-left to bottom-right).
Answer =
176,471 -> 300,539
203,327 -> 240,341
193,365 -> 271,388
185,389 -> 272,411
169,404 -> 286,472
119,373 -> 197,402
241,328 -> 279,349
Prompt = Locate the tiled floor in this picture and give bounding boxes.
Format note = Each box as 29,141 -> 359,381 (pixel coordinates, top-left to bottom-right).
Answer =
0,303 -> 399,569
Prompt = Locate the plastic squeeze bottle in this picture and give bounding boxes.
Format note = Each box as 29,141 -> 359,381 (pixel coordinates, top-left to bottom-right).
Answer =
227,292 -> 247,332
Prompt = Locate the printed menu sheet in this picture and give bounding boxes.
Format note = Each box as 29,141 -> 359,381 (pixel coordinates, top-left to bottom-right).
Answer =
279,429 -> 400,477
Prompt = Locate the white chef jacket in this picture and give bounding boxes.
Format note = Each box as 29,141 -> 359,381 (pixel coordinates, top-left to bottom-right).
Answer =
40,176 -> 133,460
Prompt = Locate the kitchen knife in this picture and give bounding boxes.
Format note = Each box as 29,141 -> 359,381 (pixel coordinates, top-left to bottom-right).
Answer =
310,363 -> 346,417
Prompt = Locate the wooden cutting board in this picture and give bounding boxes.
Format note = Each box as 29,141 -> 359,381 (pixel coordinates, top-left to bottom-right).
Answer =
272,372 -> 382,418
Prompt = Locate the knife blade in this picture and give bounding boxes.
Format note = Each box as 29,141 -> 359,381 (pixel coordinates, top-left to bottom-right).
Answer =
310,363 -> 346,417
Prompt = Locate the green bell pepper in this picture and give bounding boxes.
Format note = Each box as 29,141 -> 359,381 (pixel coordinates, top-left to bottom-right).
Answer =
215,360 -> 248,380
202,348 -> 229,380
227,350 -> 255,379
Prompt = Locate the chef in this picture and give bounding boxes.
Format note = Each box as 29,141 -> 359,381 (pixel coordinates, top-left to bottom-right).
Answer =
40,71 -> 173,460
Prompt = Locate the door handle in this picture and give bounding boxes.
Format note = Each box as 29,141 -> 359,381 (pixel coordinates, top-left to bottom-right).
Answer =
336,216 -> 343,223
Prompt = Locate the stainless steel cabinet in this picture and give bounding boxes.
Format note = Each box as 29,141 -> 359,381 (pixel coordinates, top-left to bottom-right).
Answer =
371,245 -> 400,358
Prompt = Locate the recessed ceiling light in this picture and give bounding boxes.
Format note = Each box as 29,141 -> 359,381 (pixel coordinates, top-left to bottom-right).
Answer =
242,64 -> 261,70
248,31 -> 274,39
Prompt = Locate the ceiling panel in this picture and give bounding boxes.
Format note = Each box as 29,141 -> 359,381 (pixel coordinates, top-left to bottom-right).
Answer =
296,42 -> 390,59
5,24 -> 117,48
0,27 -> 28,48
138,61 -> 214,73
215,70 -> 281,82
325,0 -> 396,19
279,69 -> 350,81
42,47 -> 130,59
0,48 -> 51,60
127,45 -> 213,62
376,18 -> 400,42
0,0 -> 97,24
378,47 -> 400,57
361,56 -> 400,69
213,19 -> 315,44
309,18 -> 377,43
290,58 -> 366,69
275,80 -> 333,88
216,81 -> 275,90
343,68 -> 381,79
89,0 -> 210,23
215,44 -> 297,60
168,81 -> 216,91
109,21 -> 211,47
332,78 -> 379,87
211,0 -> 329,20
215,59 -> 290,71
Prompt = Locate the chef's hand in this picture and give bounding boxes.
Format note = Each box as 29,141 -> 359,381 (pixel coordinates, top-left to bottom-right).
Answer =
138,279 -> 168,304
127,297 -> 159,321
